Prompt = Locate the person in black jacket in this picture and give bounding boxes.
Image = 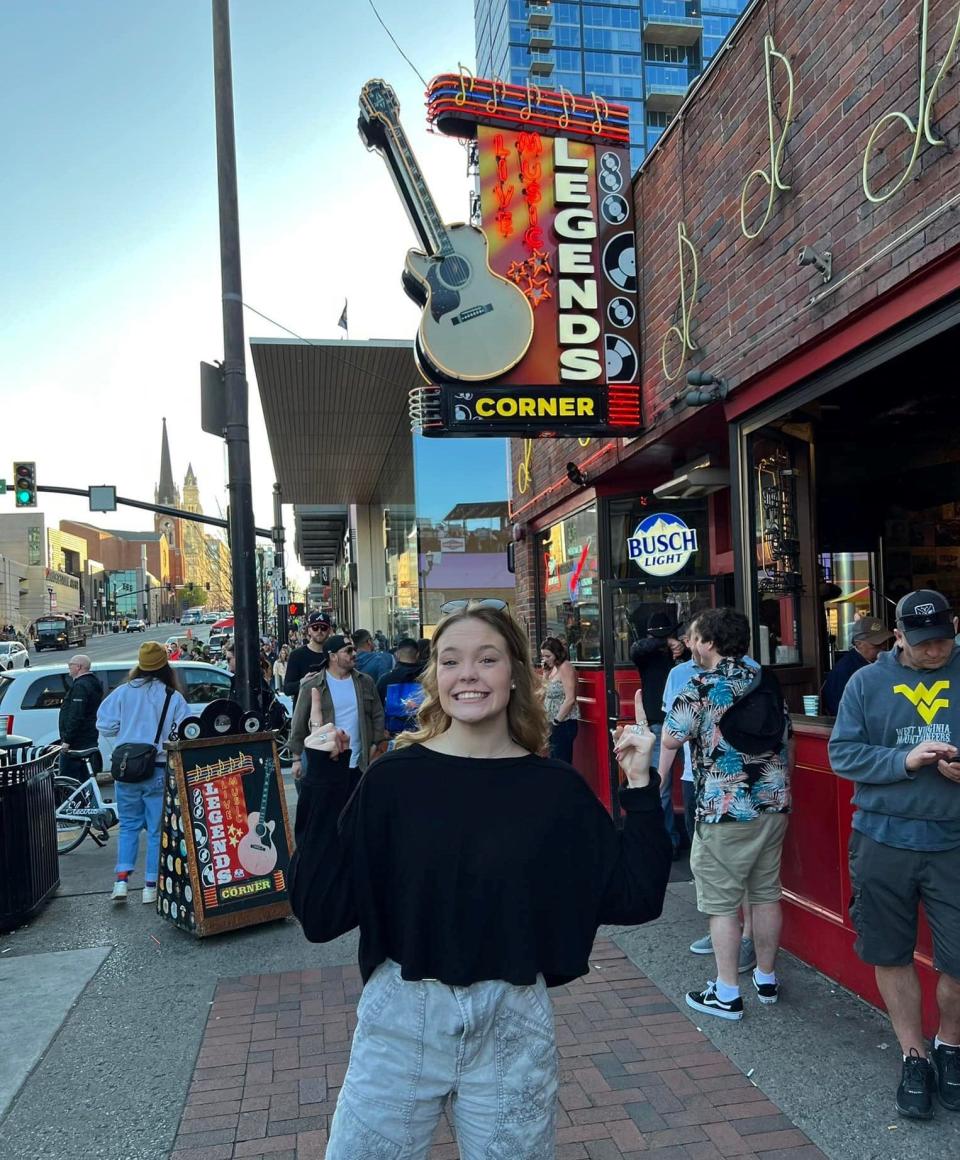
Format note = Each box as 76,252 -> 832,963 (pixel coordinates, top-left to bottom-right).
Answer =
821,616 -> 893,715
282,611 -> 332,696
290,601 -> 671,1158
59,655 -> 103,780
630,610 -> 686,853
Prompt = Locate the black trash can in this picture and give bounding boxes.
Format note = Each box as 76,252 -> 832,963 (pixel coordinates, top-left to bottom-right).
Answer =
0,741 -> 61,931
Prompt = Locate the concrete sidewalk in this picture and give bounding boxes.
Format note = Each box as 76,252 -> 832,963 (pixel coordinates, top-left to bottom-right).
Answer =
4,799 -> 960,1160
170,939 -> 825,1160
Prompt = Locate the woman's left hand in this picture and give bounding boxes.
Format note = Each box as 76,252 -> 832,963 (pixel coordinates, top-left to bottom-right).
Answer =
612,691 -> 654,787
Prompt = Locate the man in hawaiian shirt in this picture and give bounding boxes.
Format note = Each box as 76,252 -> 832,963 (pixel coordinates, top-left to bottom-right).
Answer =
663,607 -> 791,1021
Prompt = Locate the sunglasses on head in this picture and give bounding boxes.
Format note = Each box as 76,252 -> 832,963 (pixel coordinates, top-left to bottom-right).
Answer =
440,598 -> 509,615
897,611 -> 953,630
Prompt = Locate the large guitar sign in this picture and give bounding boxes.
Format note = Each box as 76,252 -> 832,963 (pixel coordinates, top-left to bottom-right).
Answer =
359,79 -> 534,383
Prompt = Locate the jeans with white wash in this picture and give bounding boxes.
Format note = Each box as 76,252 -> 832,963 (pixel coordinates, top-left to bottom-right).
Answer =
113,765 -> 165,880
326,959 -> 558,1159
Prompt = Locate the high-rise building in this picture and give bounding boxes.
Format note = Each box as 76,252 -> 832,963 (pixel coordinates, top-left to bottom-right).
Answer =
475,1 -> 748,172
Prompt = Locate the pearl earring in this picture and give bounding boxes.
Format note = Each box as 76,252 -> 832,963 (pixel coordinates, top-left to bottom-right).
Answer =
510,682 -> 516,689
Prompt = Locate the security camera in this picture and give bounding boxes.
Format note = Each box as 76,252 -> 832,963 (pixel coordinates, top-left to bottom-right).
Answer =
797,245 -> 832,282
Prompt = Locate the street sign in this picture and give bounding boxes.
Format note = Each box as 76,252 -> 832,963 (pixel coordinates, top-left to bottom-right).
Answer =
277,588 -> 289,605
89,485 -> 117,512
0,479 -> 5,494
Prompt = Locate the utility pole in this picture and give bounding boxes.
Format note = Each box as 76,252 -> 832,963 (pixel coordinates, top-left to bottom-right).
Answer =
212,0 -> 260,713
273,483 -> 289,646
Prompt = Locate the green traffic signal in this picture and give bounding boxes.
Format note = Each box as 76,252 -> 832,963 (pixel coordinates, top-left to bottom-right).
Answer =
13,461 -> 37,508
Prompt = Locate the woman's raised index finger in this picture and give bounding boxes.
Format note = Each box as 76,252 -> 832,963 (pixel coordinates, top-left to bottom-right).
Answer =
310,687 -> 323,711
634,690 -> 647,725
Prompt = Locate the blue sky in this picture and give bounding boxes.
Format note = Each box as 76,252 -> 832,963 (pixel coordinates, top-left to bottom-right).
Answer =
1,1 -> 488,580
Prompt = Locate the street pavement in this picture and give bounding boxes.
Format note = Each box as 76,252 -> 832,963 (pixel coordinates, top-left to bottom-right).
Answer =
76,622 -> 215,664
2,773 -> 960,1157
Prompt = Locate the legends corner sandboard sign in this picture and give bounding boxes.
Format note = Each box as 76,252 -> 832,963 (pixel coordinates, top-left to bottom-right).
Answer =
159,733 -> 293,937
358,74 -> 643,439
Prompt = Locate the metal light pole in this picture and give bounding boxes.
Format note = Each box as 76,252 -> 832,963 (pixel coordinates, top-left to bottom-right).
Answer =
212,0 -> 260,712
273,483 -> 289,646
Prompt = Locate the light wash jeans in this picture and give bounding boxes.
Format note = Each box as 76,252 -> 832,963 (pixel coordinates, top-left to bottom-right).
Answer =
113,765 -> 165,881
327,959 -> 558,1159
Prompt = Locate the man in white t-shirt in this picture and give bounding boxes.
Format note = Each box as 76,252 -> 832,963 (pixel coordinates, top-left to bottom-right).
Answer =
290,635 -> 385,783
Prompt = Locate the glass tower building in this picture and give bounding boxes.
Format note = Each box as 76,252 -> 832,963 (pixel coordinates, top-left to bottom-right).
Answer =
475,1 -> 748,172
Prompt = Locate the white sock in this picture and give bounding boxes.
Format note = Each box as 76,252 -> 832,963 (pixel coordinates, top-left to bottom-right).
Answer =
754,968 -> 777,986
714,979 -> 740,1002
935,1036 -> 960,1050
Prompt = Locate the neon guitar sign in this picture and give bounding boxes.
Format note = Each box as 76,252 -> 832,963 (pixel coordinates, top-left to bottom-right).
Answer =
358,79 -> 534,383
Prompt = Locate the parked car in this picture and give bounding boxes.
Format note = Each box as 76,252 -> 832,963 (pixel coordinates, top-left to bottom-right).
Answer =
202,612 -> 218,623
0,641 -> 30,671
0,659 -> 293,756
125,619 -> 146,633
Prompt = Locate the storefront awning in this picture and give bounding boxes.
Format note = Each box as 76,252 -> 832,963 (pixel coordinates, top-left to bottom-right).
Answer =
250,338 -> 422,505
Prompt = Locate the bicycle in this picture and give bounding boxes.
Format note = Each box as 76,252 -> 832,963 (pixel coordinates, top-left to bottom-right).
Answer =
51,746 -> 119,855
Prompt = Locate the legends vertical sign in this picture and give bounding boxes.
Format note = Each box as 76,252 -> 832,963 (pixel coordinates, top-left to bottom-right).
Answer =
369,73 -> 644,437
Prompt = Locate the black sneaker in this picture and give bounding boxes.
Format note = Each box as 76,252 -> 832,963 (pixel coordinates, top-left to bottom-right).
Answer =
685,981 -> 743,1021
752,971 -> 779,1005
933,1041 -> 960,1111
897,1049 -> 936,1120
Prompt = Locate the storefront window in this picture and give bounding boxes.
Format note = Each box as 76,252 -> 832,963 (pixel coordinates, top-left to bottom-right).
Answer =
537,505 -> 600,662
608,584 -> 714,665
752,435 -> 803,666
820,551 -> 874,658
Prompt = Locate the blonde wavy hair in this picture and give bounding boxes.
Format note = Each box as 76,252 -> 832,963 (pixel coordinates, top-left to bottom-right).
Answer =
395,606 -> 548,755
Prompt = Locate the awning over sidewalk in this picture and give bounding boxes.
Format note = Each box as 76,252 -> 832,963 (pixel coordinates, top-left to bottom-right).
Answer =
250,338 -> 422,505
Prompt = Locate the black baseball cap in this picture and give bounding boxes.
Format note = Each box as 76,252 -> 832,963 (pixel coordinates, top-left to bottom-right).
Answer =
647,612 -> 678,639
305,612 -> 331,629
326,634 -> 354,655
895,589 -> 954,644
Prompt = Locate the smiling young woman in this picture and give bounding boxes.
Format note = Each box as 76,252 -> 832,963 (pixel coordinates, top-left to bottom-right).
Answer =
289,601 -> 672,1159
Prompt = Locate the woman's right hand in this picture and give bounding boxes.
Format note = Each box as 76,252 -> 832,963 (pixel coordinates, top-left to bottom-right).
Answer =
304,690 -> 350,758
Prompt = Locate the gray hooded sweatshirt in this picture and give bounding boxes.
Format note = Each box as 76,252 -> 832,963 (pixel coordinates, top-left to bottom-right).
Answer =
829,645 -> 960,849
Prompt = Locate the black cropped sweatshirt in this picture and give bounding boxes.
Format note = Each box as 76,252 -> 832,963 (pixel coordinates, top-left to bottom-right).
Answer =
289,744 -> 671,987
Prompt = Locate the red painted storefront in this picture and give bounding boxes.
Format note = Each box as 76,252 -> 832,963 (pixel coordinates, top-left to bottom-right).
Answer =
506,0 -> 960,1036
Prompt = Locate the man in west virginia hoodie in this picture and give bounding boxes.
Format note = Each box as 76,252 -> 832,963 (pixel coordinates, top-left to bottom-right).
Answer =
830,589 -> 960,1121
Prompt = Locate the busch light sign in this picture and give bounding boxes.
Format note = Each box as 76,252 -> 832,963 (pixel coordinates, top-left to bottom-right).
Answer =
627,513 -> 699,577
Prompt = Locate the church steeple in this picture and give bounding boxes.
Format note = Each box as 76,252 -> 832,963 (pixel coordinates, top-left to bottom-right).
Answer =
156,418 -> 179,506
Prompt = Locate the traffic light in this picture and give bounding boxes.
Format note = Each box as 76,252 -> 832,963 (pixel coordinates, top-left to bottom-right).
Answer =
288,603 -> 300,616
13,462 -> 36,508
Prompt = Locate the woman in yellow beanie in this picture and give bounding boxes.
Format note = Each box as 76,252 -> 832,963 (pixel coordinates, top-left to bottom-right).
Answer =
96,641 -> 189,903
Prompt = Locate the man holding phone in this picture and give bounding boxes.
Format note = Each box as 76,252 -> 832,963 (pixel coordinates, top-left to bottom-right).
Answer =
830,589 -> 960,1122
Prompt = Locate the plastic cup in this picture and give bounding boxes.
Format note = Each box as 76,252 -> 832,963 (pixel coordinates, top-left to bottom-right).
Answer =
802,695 -> 819,717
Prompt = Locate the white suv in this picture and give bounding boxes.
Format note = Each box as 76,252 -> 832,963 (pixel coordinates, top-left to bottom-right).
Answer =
0,659 -> 235,750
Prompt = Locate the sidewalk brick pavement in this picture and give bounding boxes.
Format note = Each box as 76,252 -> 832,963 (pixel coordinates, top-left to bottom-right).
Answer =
170,939 -> 826,1160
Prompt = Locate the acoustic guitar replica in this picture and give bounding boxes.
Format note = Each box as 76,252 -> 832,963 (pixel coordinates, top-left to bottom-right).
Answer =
237,758 -> 278,877
359,78 -> 534,383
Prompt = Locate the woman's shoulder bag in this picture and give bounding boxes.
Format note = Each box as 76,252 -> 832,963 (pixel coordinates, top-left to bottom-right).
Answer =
111,687 -> 175,783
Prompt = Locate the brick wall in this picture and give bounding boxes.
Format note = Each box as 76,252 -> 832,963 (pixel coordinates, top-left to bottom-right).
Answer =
509,0 -> 960,625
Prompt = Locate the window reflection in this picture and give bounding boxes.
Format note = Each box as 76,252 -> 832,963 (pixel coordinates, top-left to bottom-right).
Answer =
538,506 -> 600,662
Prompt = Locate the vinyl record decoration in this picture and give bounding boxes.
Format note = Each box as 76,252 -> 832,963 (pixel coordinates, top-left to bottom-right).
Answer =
200,699 -> 242,737
241,710 -> 264,734
179,716 -> 203,742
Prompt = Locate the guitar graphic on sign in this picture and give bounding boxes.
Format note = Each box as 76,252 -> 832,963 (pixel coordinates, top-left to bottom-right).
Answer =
359,78 -> 534,383
237,758 -> 278,877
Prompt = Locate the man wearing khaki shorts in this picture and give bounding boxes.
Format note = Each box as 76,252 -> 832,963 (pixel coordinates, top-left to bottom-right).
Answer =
663,608 -> 791,1021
